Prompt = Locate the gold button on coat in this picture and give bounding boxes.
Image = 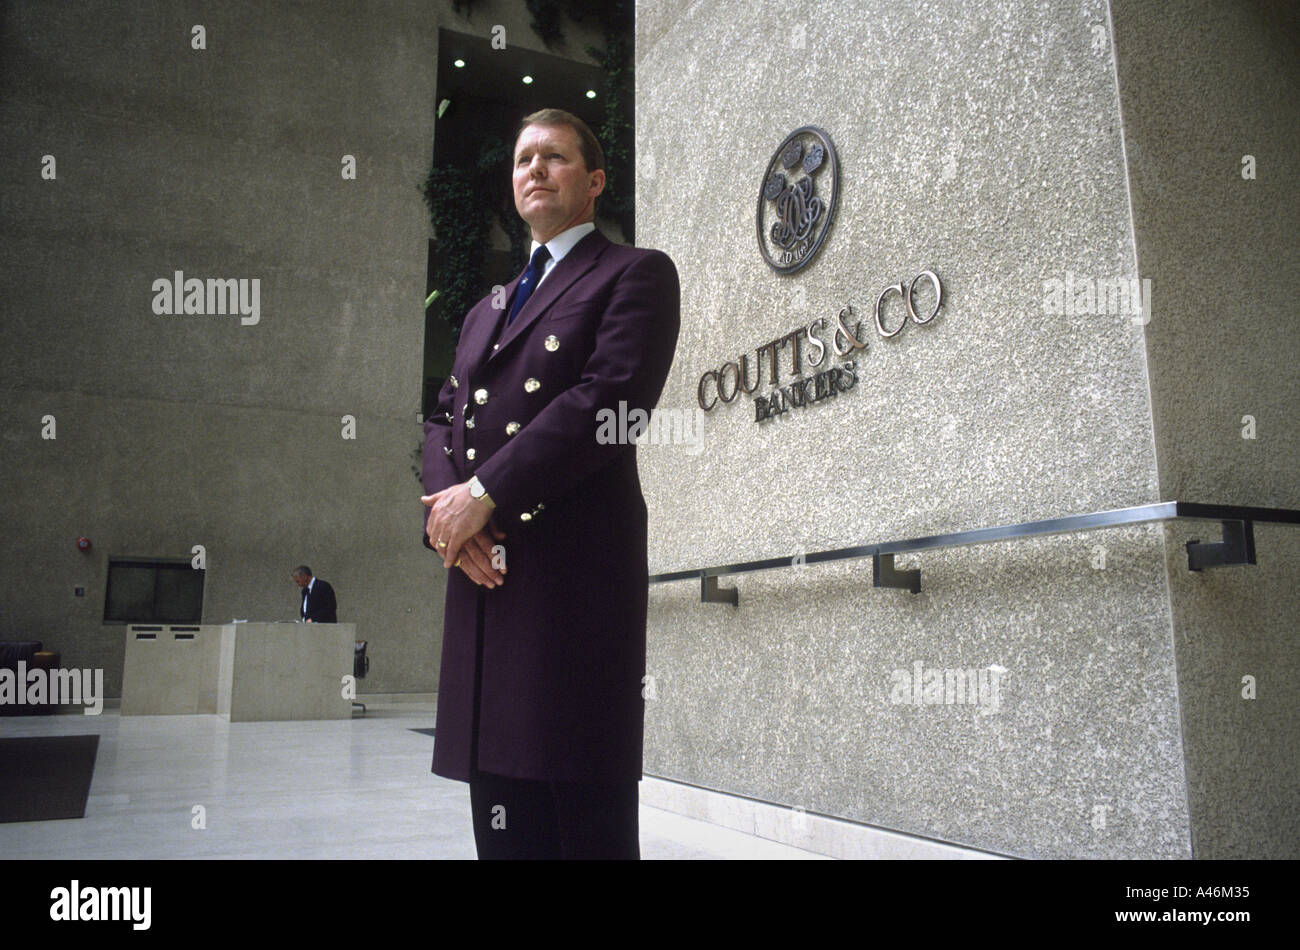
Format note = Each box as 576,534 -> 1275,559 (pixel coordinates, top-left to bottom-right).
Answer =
505,422 -> 520,436
544,335 -> 560,351
465,416 -> 475,429
466,448 -> 476,460
448,375 -> 458,389
524,378 -> 540,393
474,388 -> 489,404
520,512 -> 532,522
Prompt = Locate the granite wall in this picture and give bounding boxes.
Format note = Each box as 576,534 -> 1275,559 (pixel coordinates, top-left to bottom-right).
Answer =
636,0 -> 1297,857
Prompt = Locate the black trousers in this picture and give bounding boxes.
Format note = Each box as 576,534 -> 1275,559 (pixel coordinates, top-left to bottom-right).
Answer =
469,769 -> 639,860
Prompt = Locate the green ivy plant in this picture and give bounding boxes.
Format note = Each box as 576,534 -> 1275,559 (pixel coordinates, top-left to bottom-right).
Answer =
420,136 -> 529,339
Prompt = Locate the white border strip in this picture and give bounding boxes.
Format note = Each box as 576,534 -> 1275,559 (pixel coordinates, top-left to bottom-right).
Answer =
640,776 -> 1008,860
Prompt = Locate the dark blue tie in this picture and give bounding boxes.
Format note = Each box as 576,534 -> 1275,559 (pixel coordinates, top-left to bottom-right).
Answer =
507,245 -> 551,325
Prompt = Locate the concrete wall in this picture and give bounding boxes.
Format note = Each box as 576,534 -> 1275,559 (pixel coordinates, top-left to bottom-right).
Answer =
0,0 -> 604,698
636,0 -> 1297,857
1110,0 -> 1300,858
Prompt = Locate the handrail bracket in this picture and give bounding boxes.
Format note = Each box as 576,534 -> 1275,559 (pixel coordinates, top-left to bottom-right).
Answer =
701,574 -> 739,606
1186,520 -> 1257,571
874,553 -> 921,594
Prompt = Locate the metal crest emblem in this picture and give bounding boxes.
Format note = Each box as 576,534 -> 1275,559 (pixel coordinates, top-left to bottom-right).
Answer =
756,126 -> 839,275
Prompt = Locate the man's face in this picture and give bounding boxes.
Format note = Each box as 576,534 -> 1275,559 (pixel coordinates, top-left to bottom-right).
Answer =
512,123 -> 605,244
293,573 -> 310,589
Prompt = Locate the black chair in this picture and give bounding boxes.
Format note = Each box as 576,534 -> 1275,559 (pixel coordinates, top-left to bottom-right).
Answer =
352,641 -> 369,716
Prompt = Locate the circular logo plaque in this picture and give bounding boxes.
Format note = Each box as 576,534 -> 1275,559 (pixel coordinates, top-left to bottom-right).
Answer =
756,126 -> 839,275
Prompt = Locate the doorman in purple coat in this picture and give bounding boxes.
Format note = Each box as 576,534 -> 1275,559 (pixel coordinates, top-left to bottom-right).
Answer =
420,109 -> 681,859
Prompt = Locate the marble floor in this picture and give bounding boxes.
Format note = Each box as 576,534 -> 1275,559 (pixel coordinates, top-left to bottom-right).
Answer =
0,705 -> 827,860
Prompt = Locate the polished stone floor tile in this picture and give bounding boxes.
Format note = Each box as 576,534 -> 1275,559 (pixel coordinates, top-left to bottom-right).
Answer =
0,706 -> 825,860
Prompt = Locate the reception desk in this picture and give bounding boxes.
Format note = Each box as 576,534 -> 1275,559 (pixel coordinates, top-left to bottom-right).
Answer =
121,624 -> 224,715
217,622 -> 354,722
121,622 -> 354,721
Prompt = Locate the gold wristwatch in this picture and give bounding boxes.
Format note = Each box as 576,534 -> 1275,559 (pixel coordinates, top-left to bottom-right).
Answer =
468,475 -> 495,509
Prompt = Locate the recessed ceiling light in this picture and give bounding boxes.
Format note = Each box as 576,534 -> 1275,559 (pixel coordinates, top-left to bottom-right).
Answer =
521,75 -> 534,84
585,89 -> 596,99
453,59 -> 465,68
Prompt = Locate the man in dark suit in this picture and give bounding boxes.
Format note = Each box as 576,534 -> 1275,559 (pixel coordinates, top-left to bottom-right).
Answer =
291,565 -> 338,623
420,108 -> 681,859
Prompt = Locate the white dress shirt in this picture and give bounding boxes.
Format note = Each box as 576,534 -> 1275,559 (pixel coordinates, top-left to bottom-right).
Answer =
531,221 -> 595,291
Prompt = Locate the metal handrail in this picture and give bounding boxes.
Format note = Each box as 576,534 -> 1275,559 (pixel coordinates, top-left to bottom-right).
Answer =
648,501 -> 1300,604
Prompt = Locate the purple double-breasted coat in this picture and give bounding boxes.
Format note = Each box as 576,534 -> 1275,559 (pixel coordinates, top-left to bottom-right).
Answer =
421,229 -> 681,785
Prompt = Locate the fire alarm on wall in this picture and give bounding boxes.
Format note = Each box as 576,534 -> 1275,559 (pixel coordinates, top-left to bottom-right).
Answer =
77,537 -> 91,552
